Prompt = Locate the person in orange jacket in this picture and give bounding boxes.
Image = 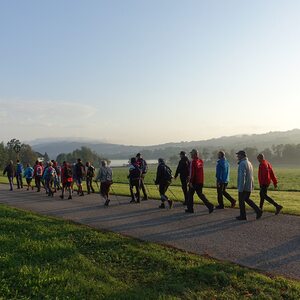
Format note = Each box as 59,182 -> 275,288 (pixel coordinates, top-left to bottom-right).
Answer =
257,153 -> 283,215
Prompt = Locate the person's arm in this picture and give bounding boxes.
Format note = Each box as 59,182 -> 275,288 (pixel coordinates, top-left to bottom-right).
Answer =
155,166 -> 162,185
174,161 -> 181,179
269,163 -> 278,187
237,163 -> 246,192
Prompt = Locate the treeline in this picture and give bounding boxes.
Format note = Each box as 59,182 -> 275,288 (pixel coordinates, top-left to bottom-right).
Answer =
0,139 -> 44,169
56,146 -> 105,165
168,144 -> 300,166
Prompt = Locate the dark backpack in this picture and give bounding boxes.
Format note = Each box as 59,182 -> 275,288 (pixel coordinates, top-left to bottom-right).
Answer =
65,167 -> 72,179
130,165 -> 141,179
164,165 -> 172,181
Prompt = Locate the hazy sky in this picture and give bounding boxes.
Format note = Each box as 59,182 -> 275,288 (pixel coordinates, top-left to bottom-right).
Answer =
0,0 -> 299,145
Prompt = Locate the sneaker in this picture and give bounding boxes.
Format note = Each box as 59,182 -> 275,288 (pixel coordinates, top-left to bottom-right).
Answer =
159,203 -> 166,209
185,209 -> 194,213
167,200 -> 173,209
236,216 -> 247,221
215,205 -> 224,210
256,210 -> 263,220
209,206 -> 214,214
275,205 -> 283,215
231,200 -> 236,208
104,199 -> 110,206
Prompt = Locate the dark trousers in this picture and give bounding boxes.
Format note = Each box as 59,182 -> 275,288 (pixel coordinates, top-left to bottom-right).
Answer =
86,177 -> 95,194
180,177 -> 189,203
35,176 -> 41,191
8,177 -> 13,190
187,183 -> 213,211
159,181 -> 171,202
16,174 -> 23,189
260,185 -> 279,209
217,183 -> 235,207
139,174 -> 148,198
238,191 -> 261,218
130,178 -> 140,201
100,181 -> 112,200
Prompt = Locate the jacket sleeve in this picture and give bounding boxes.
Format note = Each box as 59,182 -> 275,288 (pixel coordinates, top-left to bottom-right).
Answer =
189,161 -> 195,183
237,163 -> 246,192
216,161 -> 222,182
175,161 -> 181,178
155,165 -> 163,184
269,163 -> 278,186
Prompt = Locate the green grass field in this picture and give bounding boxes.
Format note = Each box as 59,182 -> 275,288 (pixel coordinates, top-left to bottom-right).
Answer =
0,204 -> 299,299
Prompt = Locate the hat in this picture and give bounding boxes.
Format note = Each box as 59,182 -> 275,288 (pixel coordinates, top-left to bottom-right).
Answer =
190,149 -> 198,154
236,150 -> 246,157
179,151 -> 186,155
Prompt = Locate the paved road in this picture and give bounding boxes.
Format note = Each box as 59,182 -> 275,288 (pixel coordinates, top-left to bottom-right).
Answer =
0,184 -> 299,280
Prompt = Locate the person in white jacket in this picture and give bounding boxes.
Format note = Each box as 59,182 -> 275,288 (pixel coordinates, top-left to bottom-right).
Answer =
236,150 -> 262,221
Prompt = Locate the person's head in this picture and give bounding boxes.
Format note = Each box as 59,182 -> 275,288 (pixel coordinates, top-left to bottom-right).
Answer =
179,151 -> 186,158
236,150 -> 247,161
35,160 -> 39,165
218,151 -> 225,159
16,159 -> 20,163
26,163 -> 30,167
77,158 -> 81,163
86,161 -> 90,167
136,153 -> 141,159
257,153 -> 265,163
39,161 -> 43,166
101,160 -> 107,167
130,157 -> 136,164
48,161 -> 53,167
63,161 -> 67,166
158,158 -> 165,164
190,149 -> 199,159
9,160 -> 13,165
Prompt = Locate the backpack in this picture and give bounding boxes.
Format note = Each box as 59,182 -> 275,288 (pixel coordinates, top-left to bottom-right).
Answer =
87,166 -> 95,178
36,165 -> 43,176
65,167 -> 72,179
163,165 -> 172,181
130,164 -> 141,179
27,168 -> 34,178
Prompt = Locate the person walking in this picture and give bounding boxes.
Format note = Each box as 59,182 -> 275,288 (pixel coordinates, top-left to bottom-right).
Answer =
60,161 -> 73,200
95,160 -> 113,206
155,158 -> 173,209
236,150 -> 262,221
174,151 -> 190,206
33,161 -> 43,192
23,163 -> 34,191
128,157 -> 141,203
86,161 -> 95,194
186,149 -> 214,214
257,153 -> 283,215
215,151 -> 236,209
75,158 -> 85,196
15,160 -> 24,189
3,160 -> 14,191
136,153 -> 148,200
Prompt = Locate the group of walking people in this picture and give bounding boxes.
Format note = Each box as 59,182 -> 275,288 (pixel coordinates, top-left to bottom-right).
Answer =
2,148 -> 283,221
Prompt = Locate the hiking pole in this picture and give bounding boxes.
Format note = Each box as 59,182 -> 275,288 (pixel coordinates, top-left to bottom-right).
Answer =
168,186 -> 180,201
110,185 -> 121,205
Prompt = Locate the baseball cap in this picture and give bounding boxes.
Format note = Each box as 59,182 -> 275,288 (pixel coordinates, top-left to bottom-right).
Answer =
179,151 -> 186,155
236,150 -> 246,156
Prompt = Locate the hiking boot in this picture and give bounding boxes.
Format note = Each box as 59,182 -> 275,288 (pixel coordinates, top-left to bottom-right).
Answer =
59,195 -> 64,200
275,205 -> 283,215
236,216 -> 247,221
142,196 -> 148,201
159,203 -> 166,209
136,199 -> 141,203
215,205 -> 224,210
231,200 -> 236,208
256,210 -> 263,220
185,209 -> 194,213
167,200 -> 173,209
80,192 -> 84,197
209,206 -> 214,214
68,195 -> 72,200
104,199 -> 110,206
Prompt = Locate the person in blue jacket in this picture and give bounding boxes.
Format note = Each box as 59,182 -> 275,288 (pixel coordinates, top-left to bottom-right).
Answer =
215,151 -> 236,209
24,163 -> 34,191
15,160 -> 24,189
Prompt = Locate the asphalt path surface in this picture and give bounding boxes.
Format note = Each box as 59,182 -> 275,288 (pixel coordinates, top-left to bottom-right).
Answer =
0,184 -> 299,280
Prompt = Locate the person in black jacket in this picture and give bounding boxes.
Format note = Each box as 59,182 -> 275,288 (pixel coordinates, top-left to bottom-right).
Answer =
128,157 -> 142,203
3,160 -> 14,191
85,161 -> 95,194
75,158 -> 85,196
155,158 -> 173,209
174,151 -> 190,206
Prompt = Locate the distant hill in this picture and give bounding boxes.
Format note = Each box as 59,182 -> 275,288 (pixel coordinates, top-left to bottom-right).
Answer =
30,129 -> 300,159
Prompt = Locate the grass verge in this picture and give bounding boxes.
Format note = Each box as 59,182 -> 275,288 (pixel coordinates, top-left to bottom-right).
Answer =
0,204 -> 299,299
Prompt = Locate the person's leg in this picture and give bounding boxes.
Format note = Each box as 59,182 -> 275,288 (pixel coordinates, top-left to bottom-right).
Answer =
186,186 -> 195,212
237,192 -> 247,219
244,192 -> 262,219
259,186 -> 266,209
90,179 -> 95,193
261,185 -> 279,208
135,180 -> 140,202
180,177 -> 188,204
222,183 -> 236,206
129,180 -> 135,202
216,184 -> 224,208
86,178 -> 91,194
140,175 -> 148,199
195,184 -> 214,211
8,177 -> 13,190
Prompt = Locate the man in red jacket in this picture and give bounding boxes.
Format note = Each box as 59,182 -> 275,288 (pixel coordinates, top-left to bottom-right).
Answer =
186,149 -> 214,214
257,154 -> 283,215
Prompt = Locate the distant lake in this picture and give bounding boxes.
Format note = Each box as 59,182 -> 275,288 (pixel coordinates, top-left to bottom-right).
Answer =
109,159 -> 158,167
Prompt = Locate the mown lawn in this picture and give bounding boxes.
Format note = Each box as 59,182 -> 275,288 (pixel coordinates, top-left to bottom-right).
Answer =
0,204 -> 299,299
